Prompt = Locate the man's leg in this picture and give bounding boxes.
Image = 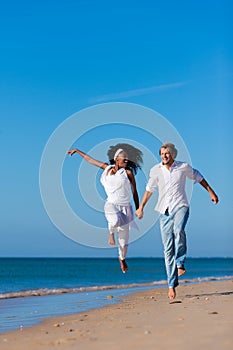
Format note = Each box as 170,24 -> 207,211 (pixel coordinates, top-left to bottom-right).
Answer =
173,206 -> 189,276
160,213 -> 178,299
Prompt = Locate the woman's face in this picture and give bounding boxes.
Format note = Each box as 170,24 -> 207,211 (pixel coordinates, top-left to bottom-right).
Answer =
115,151 -> 128,168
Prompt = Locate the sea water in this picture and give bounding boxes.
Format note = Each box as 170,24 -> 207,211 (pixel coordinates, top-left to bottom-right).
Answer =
0,258 -> 232,333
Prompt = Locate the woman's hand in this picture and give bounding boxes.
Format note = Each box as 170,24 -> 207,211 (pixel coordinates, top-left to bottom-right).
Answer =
66,148 -> 108,169
66,149 -> 77,156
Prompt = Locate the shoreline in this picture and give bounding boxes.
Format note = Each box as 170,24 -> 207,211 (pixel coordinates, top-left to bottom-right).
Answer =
0,276 -> 232,334
1,274 -> 232,300
0,279 -> 232,349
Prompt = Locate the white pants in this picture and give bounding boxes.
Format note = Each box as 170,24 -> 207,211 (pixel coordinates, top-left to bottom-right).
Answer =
104,202 -> 132,260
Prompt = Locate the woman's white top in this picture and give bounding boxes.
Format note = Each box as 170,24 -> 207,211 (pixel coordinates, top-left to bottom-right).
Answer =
100,165 -> 131,206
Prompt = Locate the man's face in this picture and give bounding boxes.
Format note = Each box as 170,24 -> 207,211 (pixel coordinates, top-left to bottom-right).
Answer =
160,148 -> 174,166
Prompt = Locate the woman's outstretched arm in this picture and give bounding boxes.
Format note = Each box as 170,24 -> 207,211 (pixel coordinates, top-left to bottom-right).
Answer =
67,148 -> 108,169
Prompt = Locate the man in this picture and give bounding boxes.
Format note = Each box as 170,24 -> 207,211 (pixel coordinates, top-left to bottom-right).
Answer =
136,142 -> 219,300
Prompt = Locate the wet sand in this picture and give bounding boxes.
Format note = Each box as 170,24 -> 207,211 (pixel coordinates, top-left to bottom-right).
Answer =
0,280 -> 232,350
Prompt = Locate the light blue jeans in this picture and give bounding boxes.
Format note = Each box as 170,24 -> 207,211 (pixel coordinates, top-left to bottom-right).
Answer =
160,206 -> 189,288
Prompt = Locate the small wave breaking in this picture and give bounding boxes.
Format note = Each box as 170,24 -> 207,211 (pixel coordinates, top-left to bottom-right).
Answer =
0,275 -> 232,300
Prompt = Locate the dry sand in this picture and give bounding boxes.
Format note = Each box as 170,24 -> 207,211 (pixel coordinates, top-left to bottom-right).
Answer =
0,280 -> 232,350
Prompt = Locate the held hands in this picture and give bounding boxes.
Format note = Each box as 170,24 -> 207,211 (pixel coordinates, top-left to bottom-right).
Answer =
135,207 -> 144,219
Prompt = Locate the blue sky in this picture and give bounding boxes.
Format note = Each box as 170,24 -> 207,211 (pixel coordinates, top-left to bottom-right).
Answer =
0,0 -> 232,257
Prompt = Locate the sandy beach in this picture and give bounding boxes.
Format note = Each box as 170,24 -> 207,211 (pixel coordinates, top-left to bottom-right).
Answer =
0,280 -> 232,350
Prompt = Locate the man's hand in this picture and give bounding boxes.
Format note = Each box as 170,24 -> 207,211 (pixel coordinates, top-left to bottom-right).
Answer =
210,190 -> 219,204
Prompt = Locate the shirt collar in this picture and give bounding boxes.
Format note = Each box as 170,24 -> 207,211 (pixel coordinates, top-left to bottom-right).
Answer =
160,160 -> 177,169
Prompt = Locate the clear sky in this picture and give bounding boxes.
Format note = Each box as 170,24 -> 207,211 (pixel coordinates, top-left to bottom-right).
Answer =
0,0 -> 232,257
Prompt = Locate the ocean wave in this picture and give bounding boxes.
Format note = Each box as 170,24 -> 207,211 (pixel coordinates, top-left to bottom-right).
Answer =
0,275 -> 232,300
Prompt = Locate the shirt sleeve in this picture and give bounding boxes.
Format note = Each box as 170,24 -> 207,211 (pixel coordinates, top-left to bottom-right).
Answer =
146,168 -> 159,193
185,163 -> 203,184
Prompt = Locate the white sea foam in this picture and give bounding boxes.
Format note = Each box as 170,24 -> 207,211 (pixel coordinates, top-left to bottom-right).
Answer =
0,275 -> 232,300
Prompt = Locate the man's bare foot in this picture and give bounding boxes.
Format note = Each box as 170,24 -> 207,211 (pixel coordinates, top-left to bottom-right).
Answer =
119,258 -> 128,273
108,234 -> 115,246
168,287 -> 176,300
178,267 -> 186,277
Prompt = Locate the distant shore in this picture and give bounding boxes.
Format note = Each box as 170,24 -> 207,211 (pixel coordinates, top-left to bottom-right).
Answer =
0,279 -> 232,350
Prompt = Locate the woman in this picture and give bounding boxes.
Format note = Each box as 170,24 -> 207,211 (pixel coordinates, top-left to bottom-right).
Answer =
67,143 -> 143,273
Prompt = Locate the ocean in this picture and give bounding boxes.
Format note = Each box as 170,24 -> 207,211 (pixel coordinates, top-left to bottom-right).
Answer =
0,257 -> 232,333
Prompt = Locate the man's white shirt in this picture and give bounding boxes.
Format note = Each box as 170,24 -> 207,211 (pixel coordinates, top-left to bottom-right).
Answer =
146,161 -> 203,214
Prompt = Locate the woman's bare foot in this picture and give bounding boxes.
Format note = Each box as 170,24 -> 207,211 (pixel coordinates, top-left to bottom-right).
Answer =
178,267 -> 186,277
108,233 -> 115,246
168,287 -> 176,300
119,258 -> 128,273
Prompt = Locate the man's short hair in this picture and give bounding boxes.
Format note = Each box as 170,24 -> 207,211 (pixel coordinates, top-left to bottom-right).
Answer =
159,142 -> 178,159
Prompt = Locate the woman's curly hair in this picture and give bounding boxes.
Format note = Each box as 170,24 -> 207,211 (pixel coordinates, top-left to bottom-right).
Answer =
107,143 -> 143,175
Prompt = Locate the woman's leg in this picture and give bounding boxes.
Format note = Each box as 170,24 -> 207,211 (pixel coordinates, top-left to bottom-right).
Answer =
108,232 -> 116,246
104,202 -> 119,246
117,224 -> 129,260
117,223 -> 129,272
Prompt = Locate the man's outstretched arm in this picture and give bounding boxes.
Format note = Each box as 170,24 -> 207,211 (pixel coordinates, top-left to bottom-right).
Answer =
199,178 -> 219,204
